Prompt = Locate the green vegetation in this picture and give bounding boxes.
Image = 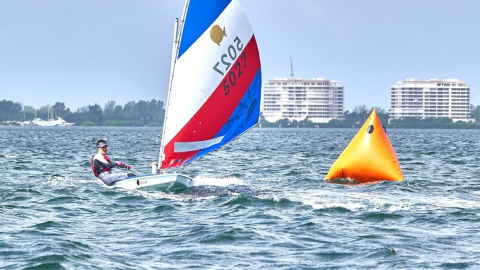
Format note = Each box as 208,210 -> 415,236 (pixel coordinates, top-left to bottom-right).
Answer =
388,117 -> 480,129
146,122 -> 162,127
260,105 -> 390,128
2,99 -> 480,128
103,120 -> 143,126
0,99 -> 165,126
80,121 -> 96,126
260,105 -> 480,129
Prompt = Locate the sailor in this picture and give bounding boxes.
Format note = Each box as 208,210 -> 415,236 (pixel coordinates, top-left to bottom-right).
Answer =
90,139 -> 136,186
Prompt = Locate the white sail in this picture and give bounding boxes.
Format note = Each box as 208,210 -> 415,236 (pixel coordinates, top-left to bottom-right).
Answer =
159,0 -> 262,170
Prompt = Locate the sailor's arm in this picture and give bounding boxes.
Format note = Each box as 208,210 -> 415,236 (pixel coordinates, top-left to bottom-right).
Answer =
94,159 -> 119,169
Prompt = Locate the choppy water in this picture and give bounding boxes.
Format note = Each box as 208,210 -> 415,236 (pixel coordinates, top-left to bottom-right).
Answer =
1,126 -> 480,269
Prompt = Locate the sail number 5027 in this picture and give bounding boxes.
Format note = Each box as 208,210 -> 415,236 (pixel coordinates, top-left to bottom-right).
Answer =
212,36 -> 248,95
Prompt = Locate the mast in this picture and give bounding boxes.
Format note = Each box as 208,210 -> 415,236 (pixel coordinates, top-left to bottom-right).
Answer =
290,57 -> 294,79
158,0 -> 190,172
290,57 -> 297,120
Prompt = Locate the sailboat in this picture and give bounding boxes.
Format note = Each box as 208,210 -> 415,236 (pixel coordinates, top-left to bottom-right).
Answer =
114,0 -> 262,191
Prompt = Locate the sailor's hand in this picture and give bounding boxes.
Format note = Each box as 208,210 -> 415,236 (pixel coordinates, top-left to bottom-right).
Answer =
125,165 -> 131,170
117,161 -> 124,167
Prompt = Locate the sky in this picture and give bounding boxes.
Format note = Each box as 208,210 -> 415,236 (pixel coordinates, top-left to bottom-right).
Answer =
1,0 -> 479,112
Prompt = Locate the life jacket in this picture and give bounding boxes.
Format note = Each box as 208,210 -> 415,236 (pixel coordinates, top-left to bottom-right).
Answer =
90,153 -> 113,177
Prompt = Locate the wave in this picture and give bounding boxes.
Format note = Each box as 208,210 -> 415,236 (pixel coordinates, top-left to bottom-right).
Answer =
192,175 -> 245,187
296,188 -> 480,213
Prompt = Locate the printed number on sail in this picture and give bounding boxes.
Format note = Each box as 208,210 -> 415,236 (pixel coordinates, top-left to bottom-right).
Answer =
213,37 -> 247,95
213,36 -> 244,76
222,52 -> 246,95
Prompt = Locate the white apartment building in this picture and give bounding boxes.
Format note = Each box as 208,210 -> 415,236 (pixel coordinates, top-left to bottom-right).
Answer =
389,78 -> 473,122
263,78 -> 344,123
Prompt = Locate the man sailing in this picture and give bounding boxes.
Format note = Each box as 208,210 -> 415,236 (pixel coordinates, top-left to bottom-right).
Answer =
90,140 -> 136,186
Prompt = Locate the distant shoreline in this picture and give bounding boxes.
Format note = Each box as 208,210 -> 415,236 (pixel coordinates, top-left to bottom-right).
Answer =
3,123 -> 480,130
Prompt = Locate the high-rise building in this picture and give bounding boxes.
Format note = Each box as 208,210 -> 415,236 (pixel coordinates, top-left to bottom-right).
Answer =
263,78 -> 344,123
389,78 -> 473,122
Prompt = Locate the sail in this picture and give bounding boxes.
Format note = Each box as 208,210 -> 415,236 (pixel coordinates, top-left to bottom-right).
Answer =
160,0 -> 262,170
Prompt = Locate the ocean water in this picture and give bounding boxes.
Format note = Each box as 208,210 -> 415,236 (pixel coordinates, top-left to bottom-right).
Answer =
1,126 -> 479,269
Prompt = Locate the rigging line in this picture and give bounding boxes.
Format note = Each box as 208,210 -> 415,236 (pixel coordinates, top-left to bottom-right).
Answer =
158,23 -> 178,168
159,1 -> 188,169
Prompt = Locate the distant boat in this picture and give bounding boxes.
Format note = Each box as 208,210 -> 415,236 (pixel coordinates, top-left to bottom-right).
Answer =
113,0 -> 262,191
50,117 -> 74,126
21,104 -> 74,126
22,117 -> 74,126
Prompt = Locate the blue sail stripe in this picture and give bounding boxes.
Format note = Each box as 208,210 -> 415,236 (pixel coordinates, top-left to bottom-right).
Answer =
186,68 -> 262,164
178,0 -> 232,59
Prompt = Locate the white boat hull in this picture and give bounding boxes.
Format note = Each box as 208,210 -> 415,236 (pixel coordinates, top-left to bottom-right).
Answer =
113,173 -> 194,191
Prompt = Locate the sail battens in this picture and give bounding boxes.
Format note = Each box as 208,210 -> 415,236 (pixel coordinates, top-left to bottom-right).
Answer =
174,136 -> 225,153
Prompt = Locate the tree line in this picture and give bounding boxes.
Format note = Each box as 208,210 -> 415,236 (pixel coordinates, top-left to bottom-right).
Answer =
260,104 -> 480,129
0,99 -> 165,126
3,99 -> 480,128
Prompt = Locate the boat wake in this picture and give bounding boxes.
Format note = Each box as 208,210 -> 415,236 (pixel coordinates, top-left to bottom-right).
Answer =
192,175 -> 245,187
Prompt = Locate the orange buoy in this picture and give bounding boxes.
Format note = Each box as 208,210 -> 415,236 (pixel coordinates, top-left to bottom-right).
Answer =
325,109 -> 403,183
